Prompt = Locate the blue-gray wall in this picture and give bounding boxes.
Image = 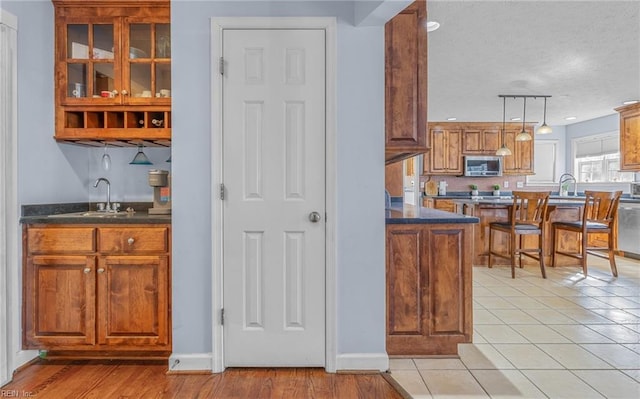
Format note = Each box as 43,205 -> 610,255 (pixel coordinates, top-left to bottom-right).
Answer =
5,0 -> 388,365
170,0 -> 387,359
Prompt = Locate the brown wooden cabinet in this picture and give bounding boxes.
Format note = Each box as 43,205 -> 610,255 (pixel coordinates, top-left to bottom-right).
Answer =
423,198 -> 455,212
386,223 -> 473,355
424,127 -> 462,175
616,102 -> 640,171
23,224 -> 171,357
53,0 -> 171,145
385,0 -> 428,164
462,127 -> 501,154
502,125 -> 535,175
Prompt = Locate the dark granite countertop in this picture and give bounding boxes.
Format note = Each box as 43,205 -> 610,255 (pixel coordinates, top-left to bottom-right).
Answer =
386,204 -> 479,224
20,202 -> 171,225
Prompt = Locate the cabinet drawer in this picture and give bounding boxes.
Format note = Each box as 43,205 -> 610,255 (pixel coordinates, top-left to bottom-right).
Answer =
98,227 -> 168,253
27,227 -> 96,254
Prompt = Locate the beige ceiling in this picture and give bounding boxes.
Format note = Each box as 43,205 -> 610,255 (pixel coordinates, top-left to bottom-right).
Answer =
425,0 -> 640,127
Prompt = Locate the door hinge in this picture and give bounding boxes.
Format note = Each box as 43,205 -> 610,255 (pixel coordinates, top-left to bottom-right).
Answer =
219,57 -> 224,75
219,183 -> 225,200
220,308 -> 224,325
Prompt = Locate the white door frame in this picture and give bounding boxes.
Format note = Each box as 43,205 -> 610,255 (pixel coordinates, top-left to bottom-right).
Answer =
210,17 -> 337,373
0,8 -> 19,386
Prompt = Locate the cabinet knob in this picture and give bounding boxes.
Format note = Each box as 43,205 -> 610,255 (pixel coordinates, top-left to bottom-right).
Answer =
111,90 -> 119,96
97,268 -> 105,274
127,237 -> 135,245
121,90 -> 129,96
83,267 -> 91,274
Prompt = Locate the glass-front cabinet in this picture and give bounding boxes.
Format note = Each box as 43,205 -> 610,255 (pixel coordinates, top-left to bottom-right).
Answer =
53,0 -> 171,144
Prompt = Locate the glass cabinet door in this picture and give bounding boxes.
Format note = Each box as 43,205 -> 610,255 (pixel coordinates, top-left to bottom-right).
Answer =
126,21 -> 171,102
65,22 -> 116,101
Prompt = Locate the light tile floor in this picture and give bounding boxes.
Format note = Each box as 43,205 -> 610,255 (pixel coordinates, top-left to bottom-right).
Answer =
389,256 -> 640,398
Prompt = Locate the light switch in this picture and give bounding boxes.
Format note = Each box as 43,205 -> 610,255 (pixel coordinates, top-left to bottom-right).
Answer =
503,181 -> 509,188
517,181 -> 524,188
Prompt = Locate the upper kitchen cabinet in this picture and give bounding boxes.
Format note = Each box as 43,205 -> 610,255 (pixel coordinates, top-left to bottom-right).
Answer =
52,0 -> 171,146
616,102 -> 640,171
423,125 -> 462,175
462,125 -> 501,154
502,124 -> 535,175
385,0 -> 428,164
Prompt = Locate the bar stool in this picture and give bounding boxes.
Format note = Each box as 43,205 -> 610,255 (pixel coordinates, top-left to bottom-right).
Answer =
551,190 -> 622,277
488,191 -> 551,278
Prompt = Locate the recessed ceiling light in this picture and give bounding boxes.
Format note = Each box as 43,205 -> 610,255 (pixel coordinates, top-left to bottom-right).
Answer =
446,117 -> 457,121
425,21 -> 440,32
511,117 -> 521,121
623,100 -> 639,105
565,116 -> 577,121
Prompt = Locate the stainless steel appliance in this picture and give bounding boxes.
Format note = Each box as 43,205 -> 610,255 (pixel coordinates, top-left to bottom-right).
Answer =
630,182 -> 640,199
618,202 -> 640,259
464,156 -> 503,177
148,169 -> 171,215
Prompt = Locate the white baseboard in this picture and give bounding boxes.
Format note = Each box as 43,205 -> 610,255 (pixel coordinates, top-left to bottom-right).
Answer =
12,350 -> 38,371
167,353 -> 214,373
335,352 -> 389,372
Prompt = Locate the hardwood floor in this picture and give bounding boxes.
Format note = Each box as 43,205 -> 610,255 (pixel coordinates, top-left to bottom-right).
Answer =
1,360 -> 405,398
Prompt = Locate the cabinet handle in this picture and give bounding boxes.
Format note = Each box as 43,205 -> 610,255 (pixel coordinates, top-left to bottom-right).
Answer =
97,268 -> 105,274
83,268 -> 91,274
111,90 -> 119,97
127,237 -> 135,245
121,89 -> 129,96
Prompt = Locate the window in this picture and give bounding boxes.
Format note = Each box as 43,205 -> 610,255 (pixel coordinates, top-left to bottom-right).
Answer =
573,133 -> 634,183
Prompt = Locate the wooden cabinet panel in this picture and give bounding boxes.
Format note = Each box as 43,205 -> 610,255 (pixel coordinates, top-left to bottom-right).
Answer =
385,0 -> 428,163
424,127 -> 462,175
616,103 -> 640,171
386,223 -> 473,356
97,256 -> 170,348
27,227 -> 95,254
23,223 -> 171,357
502,126 -> 534,175
387,228 -> 425,336
23,256 -> 96,348
98,227 -> 168,253
53,0 -> 171,145
463,128 -> 501,154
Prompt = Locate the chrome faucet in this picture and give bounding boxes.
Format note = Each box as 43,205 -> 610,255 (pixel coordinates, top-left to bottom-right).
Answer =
93,177 -> 111,211
558,173 -> 578,196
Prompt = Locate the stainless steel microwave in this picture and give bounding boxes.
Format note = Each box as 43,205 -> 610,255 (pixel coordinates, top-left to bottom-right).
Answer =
464,156 -> 503,177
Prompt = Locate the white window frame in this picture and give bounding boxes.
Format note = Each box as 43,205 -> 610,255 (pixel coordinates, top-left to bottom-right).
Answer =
571,132 -> 634,184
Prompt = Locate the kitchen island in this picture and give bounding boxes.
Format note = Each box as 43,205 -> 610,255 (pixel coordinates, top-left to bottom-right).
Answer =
386,204 -> 478,356
451,197 -> 610,267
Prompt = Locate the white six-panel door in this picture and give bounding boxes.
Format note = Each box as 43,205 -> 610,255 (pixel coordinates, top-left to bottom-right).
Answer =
222,28 -> 326,366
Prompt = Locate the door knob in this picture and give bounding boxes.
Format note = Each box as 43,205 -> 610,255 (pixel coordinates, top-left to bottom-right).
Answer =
309,211 -> 321,223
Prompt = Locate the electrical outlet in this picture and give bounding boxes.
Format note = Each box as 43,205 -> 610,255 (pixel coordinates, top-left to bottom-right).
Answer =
517,181 -> 524,188
503,181 -> 509,188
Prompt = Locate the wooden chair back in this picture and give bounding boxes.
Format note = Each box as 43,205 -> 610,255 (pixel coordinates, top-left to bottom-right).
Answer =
582,190 -> 623,227
510,191 -> 551,227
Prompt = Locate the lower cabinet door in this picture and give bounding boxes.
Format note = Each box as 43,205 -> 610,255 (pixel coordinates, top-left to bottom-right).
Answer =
97,256 -> 170,349
24,255 -> 96,348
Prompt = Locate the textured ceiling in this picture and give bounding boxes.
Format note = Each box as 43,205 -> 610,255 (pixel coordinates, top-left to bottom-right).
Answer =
425,0 -> 640,127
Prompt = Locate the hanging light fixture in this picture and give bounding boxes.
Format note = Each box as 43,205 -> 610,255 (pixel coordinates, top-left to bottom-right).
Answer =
536,96 -> 553,135
515,97 -> 532,141
129,144 -> 153,165
496,96 -> 512,156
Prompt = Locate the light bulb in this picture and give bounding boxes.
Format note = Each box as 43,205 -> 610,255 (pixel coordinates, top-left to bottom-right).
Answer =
536,123 -> 553,135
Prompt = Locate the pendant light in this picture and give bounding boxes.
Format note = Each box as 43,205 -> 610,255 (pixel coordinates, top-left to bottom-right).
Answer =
536,96 -> 553,135
129,144 -> 153,165
496,96 -> 512,156
515,97 -> 532,141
